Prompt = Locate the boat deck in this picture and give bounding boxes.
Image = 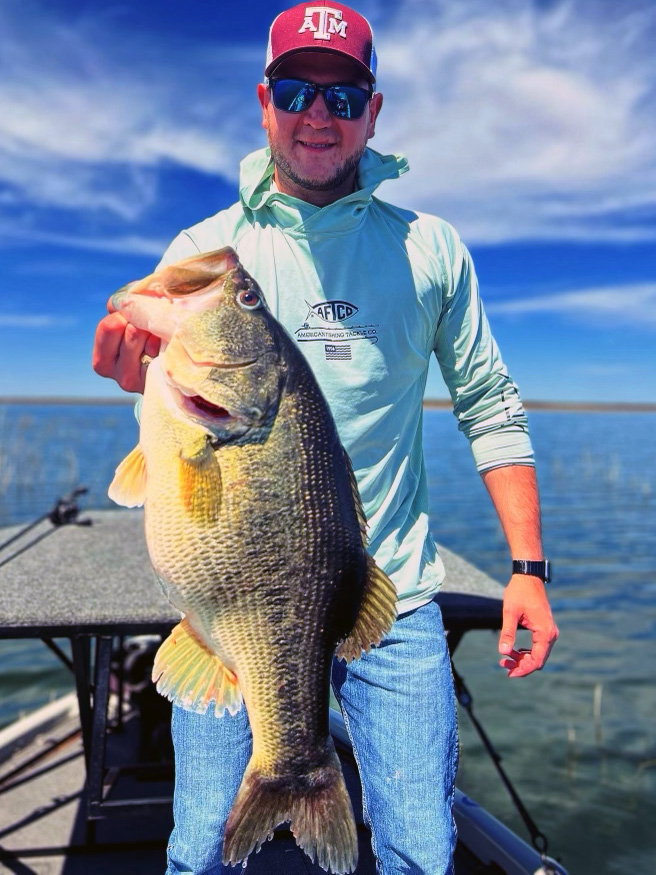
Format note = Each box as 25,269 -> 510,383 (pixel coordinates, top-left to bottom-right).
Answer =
0,696 -> 380,874
0,510 -> 566,875
0,694 -> 514,875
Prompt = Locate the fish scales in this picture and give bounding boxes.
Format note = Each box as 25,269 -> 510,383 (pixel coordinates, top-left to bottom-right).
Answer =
108,248 -> 397,873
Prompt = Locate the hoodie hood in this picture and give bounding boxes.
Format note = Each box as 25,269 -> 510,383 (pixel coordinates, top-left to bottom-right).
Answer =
239,147 -> 409,237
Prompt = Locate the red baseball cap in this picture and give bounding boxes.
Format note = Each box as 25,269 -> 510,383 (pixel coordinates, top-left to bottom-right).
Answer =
265,2 -> 377,84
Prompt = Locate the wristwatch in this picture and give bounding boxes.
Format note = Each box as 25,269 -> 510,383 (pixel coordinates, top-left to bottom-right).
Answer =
512,559 -> 551,583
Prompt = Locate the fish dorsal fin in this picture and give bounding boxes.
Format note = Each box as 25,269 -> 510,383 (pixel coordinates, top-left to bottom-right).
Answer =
153,618 -> 243,717
108,444 -> 147,508
335,554 -> 397,663
344,449 -> 368,546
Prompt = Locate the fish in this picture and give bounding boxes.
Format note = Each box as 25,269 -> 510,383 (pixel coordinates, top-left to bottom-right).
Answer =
108,247 -> 397,873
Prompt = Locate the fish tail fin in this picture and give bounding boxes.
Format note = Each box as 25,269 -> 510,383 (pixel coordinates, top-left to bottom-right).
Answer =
289,758 -> 358,874
152,619 -> 243,716
335,553 -> 398,663
223,749 -> 358,874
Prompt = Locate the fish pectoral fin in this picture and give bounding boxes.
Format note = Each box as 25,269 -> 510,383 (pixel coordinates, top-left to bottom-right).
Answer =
108,444 -> 147,507
180,432 -> 215,465
152,618 -> 242,717
335,554 -> 398,663
178,436 -> 222,521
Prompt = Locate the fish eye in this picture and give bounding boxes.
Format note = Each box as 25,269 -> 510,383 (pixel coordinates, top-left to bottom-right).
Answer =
237,288 -> 262,310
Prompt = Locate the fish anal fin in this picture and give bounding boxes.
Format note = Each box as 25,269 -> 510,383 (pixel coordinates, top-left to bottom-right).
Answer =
178,436 -> 221,522
152,618 -> 242,717
223,747 -> 357,874
108,444 -> 146,508
335,554 -> 397,663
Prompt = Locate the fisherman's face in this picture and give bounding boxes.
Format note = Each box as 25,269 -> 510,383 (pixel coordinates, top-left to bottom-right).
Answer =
257,52 -> 383,206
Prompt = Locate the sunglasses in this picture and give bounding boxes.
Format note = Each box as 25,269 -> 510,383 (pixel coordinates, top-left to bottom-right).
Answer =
269,78 -> 374,120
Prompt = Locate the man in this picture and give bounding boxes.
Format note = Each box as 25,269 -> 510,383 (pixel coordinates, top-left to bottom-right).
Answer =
93,3 -> 558,873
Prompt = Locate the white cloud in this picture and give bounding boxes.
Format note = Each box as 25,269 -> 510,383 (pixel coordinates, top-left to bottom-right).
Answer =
0,1 -> 263,219
0,222 -> 166,257
485,282 -> 656,327
1,1 -> 656,244
370,0 -> 656,243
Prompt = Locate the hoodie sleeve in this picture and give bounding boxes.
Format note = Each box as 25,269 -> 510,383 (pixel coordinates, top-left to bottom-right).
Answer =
433,230 -> 534,472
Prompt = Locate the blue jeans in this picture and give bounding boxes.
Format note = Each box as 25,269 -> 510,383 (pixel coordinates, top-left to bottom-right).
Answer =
165,598 -> 458,875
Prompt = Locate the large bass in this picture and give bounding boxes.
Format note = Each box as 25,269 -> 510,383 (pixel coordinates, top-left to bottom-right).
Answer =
108,248 -> 397,873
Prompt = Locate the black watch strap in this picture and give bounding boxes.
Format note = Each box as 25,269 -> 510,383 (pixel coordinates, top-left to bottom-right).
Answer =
512,559 -> 551,583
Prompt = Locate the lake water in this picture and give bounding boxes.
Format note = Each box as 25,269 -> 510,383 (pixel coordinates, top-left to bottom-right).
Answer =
0,403 -> 654,874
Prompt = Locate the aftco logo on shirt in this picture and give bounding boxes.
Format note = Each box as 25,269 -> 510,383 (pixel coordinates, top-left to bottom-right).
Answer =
298,7 -> 348,40
309,300 -> 358,323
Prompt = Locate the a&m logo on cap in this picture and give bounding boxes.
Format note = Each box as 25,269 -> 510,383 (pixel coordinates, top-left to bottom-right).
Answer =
298,6 -> 348,41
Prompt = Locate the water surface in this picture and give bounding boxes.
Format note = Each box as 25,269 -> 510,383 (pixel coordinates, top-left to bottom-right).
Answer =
0,404 -> 654,873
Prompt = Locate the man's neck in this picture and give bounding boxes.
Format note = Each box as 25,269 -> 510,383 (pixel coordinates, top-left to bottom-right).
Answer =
272,166 -> 357,207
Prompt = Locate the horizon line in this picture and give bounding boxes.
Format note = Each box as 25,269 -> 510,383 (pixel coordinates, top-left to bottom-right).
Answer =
1,396 -> 655,413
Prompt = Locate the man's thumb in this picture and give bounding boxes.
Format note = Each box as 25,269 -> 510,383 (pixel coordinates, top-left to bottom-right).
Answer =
498,618 -> 516,655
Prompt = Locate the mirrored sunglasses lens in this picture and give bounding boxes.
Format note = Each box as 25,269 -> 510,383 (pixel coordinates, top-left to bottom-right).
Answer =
325,86 -> 368,119
272,80 -> 314,112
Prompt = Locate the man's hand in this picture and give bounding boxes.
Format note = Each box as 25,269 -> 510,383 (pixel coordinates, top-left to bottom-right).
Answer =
498,574 -> 559,678
92,301 -> 160,393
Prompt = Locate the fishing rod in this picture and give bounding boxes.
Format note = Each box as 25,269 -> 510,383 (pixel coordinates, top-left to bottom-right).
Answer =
0,486 -> 92,556
0,486 -> 94,677
451,661 -> 562,873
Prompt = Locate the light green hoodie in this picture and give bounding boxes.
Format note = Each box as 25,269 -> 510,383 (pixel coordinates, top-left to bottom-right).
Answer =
156,147 -> 534,613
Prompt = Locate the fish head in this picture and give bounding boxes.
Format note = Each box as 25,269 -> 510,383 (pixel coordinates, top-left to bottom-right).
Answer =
110,248 -> 241,342
166,258 -> 287,438
113,248 -> 287,441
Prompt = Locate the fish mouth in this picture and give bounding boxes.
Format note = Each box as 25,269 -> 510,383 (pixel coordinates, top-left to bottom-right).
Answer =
186,395 -> 234,420
175,390 -> 238,422
173,387 -> 261,431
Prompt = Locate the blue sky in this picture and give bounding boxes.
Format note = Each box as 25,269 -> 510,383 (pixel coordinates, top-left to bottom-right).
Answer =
1,0 -> 654,401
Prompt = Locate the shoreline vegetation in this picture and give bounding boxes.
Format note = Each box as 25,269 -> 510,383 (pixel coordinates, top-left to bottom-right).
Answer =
0,396 -> 655,412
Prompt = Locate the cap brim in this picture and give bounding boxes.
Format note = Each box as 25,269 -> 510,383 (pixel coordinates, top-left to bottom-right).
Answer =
265,47 -> 375,84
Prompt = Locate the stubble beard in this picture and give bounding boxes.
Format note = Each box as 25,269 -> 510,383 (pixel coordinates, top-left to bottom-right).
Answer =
268,135 -> 365,193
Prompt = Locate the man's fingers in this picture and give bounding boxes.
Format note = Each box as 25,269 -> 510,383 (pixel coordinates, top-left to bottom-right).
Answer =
93,313 -> 129,377
506,650 -> 545,678
92,313 -> 158,393
499,576 -> 559,678
498,610 -> 518,656
115,323 -> 154,393
144,333 -> 161,359
499,656 -> 519,670
528,637 -> 551,670
503,625 -> 559,678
